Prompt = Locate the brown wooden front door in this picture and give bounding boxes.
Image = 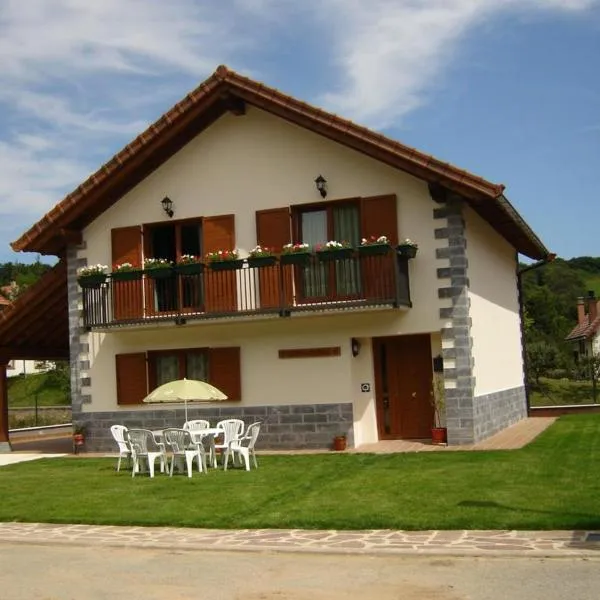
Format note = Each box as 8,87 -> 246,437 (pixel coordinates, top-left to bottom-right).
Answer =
373,335 -> 434,439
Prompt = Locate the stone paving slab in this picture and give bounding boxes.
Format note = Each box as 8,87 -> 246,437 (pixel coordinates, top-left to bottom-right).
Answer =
1,523 -> 599,558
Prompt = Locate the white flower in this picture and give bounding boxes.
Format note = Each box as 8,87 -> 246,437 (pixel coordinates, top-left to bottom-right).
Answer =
78,264 -> 108,276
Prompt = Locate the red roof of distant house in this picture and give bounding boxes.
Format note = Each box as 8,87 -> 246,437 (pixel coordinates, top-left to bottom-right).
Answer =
10,65 -> 550,260
565,314 -> 600,341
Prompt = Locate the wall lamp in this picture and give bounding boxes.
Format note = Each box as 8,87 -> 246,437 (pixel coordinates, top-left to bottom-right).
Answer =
351,337 -> 361,357
314,175 -> 327,198
161,196 -> 174,218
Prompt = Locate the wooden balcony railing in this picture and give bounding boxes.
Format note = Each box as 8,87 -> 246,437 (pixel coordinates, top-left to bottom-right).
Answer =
81,251 -> 411,329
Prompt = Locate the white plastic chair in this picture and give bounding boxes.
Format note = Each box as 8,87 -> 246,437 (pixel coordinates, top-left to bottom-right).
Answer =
125,429 -> 167,478
183,419 -> 210,431
110,424 -> 131,472
163,428 -> 207,477
215,419 -> 244,465
224,422 -> 261,471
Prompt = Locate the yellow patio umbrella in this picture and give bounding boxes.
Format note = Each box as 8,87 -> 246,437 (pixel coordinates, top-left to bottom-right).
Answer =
143,378 -> 228,422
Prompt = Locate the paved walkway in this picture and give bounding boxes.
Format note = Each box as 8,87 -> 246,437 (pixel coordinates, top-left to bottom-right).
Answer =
352,417 -> 555,453
0,522 -> 599,558
0,453 -> 66,466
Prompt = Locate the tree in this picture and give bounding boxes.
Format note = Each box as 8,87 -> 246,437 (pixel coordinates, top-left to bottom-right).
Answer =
580,352 -> 600,404
527,342 -> 559,385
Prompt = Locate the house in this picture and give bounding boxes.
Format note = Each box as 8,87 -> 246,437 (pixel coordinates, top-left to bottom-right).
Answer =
566,291 -> 600,361
2,66 -> 550,452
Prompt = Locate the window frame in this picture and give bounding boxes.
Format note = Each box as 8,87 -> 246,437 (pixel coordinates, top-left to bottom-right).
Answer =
148,347 -> 209,389
143,217 -> 203,263
291,197 -> 362,301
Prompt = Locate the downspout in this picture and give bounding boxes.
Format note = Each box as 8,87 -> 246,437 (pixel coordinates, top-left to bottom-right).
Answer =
517,253 -> 556,414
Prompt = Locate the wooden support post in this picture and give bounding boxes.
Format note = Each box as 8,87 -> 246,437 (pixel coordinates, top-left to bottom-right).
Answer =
0,361 -> 11,452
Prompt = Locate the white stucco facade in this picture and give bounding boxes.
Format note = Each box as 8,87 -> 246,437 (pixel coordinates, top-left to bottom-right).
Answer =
70,105 -> 532,448
464,207 -> 524,396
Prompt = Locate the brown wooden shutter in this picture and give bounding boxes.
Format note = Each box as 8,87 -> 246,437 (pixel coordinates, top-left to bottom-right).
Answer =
111,226 -> 143,320
209,346 -> 241,401
115,352 -> 148,405
203,215 -> 237,313
360,194 -> 398,243
256,207 -> 291,309
360,195 -> 398,301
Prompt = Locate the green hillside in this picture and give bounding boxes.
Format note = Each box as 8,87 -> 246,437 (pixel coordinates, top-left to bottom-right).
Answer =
8,369 -> 70,407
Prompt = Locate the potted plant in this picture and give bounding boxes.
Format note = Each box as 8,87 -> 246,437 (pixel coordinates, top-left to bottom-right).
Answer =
333,434 -> 347,451
175,254 -> 204,276
143,257 -> 173,279
247,245 -> 277,268
206,249 -> 244,271
73,422 -> 86,452
397,238 -> 418,259
358,235 -> 392,256
316,240 -> 354,262
430,373 -> 447,444
280,243 -> 312,266
111,262 -> 143,281
77,264 -> 108,288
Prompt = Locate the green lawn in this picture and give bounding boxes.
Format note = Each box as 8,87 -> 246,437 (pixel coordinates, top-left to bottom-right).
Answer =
1,414 -> 599,531
529,377 -> 596,406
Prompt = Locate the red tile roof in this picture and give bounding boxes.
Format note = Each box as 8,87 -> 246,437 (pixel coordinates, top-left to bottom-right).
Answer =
0,262 -> 68,360
565,315 -> 600,341
10,65 -> 549,260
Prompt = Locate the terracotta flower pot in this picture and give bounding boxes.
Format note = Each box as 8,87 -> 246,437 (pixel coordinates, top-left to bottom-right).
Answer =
333,436 -> 347,451
431,427 -> 447,445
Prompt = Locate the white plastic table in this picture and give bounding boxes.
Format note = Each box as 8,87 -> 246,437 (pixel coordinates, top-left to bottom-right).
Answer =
153,428 -> 222,468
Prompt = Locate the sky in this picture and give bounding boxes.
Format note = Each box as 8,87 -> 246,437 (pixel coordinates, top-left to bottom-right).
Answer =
0,0 -> 599,263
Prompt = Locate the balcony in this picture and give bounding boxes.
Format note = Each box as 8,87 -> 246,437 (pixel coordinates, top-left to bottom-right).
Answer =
81,251 -> 411,330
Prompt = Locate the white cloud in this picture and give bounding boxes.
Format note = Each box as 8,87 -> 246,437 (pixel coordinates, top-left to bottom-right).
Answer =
0,0 -> 253,255
318,0 -> 599,128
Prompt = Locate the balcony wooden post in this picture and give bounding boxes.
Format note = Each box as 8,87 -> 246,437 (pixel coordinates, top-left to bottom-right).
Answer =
0,360 -> 11,452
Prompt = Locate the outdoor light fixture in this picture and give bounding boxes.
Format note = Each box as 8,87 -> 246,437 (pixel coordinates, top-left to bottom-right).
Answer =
161,196 -> 174,218
351,338 -> 361,357
314,175 -> 327,198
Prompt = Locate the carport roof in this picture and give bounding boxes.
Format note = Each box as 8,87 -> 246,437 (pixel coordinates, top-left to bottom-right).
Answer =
0,261 -> 69,361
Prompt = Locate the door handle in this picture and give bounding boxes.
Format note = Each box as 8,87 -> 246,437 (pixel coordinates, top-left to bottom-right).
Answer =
412,392 -> 417,399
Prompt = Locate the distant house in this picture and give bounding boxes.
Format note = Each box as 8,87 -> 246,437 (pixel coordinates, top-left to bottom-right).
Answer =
566,291 -> 600,361
3,66 -> 551,452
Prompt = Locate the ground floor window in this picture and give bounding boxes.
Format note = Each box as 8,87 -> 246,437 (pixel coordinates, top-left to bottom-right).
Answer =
150,349 -> 209,387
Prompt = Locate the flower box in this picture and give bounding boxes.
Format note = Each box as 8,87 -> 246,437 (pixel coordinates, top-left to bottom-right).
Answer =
209,259 -> 245,271
111,270 -> 143,282
175,263 -> 205,276
281,252 -> 312,266
397,244 -> 418,259
248,255 -> 277,268
145,267 -> 174,279
357,243 -> 391,257
78,274 -> 107,289
317,248 -> 354,262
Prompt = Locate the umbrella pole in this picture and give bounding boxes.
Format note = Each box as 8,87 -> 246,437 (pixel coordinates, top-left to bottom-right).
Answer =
184,399 -> 188,424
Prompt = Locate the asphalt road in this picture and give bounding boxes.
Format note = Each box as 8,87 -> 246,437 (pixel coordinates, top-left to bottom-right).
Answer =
0,543 -> 599,600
